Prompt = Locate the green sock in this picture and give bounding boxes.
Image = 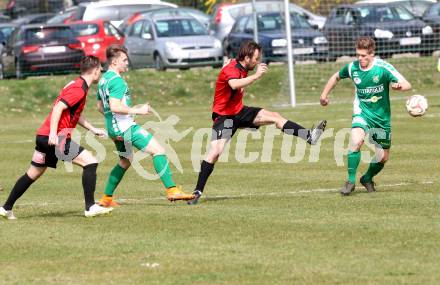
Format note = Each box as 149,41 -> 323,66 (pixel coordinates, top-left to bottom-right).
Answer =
104,164 -> 127,196
347,151 -> 361,184
153,154 -> 176,189
362,160 -> 385,182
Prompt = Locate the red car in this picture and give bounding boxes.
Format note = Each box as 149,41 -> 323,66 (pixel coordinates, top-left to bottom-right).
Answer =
69,20 -> 125,63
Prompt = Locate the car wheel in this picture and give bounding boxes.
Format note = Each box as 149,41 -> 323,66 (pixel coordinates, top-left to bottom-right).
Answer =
15,60 -> 25,79
154,54 -> 166,71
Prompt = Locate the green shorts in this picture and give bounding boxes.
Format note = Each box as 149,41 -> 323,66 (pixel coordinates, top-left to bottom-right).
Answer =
351,115 -> 391,149
111,125 -> 153,158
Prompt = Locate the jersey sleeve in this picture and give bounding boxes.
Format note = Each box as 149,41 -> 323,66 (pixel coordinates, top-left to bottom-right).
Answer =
338,63 -> 350,79
59,87 -> 84,108
96,90 -> 101,101
223,66 -> 241,82
108,77 -> 126,100
383,63 -> 402,83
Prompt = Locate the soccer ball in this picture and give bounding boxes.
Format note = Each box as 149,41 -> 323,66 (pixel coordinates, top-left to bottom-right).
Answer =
406,95 -> 428,117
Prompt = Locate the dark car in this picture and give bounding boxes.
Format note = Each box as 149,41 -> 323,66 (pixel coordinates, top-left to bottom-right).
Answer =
0,24 -> 85,79
324,3 -> 438,59
12,13 -> 55,26
422,2 -> 440,42
224,12 -> 329,63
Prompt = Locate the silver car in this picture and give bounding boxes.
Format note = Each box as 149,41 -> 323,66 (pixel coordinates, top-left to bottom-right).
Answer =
210,1 -> 327,43
123,13 -> 223,70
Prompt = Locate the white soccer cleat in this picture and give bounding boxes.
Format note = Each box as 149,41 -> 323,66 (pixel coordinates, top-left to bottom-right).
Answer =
0,206 -> 17,220
84,204 -> 113,218
308,120 -> 327,145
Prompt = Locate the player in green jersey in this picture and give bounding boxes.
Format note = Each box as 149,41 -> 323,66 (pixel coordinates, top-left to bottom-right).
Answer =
96,45 -> 194,206
320,37 -> 412,195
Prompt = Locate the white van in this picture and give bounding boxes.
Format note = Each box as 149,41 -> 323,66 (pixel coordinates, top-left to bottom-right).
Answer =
48,0 -> 177,27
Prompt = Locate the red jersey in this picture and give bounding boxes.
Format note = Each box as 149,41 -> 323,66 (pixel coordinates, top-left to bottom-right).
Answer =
212,59 -> 248,116
37,77 -> 89,137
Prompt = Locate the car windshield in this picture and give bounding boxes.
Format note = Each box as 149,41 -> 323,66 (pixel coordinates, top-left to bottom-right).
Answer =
25,27 -> 75,43
356,6 -> 415,23
70,23 -> 99,36
155,18 -> 207,37
257,13 -> 311,31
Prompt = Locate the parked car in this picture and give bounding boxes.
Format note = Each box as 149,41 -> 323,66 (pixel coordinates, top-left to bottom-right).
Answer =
122,13 -> 222,70
225,12 -> 329,63
356,0 -> 436,17
0,14 -> 11,23
209,1 -> 326,43
47,0 -> 177,28
70,20 -> 124,63
5,0 -> 72,18
0,24 -> 85,79
12,13 -> 55,25
323,3 -> 438,59
138,7 -> 211,28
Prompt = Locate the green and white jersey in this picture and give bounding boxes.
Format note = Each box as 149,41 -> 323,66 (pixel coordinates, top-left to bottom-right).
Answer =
97,70 -> 135,137
339,58 -> 402,130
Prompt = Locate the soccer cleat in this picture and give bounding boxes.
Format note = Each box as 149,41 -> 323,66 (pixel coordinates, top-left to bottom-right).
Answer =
0,206 -> 17,220
84,204 -> 113,217
360,176 -> 376,193
98,196 -> 120,207
166,186 -> 195,202
187,190 -> 202,205
308,120 -> 327,145
340,181 -> 355,196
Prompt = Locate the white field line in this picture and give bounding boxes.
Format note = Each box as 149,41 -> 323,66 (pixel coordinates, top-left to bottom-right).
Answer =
13,181 -> 435,207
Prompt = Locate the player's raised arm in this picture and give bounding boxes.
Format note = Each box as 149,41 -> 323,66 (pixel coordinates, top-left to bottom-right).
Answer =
320,72 -> 341,106
228,63 -> 268,90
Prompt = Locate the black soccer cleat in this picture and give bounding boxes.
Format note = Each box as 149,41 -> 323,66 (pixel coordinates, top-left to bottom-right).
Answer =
308,120 -> 327,145
187,190 -> 202,205
340,181 -> 355,196
360,176 -> 376,193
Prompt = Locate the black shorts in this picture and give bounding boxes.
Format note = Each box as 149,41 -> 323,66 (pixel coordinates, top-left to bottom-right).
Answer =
212,106 -> 262,140
31,135 -> 84,168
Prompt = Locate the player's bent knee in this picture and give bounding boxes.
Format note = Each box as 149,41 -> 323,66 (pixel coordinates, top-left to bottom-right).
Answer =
27,166 -> 46,180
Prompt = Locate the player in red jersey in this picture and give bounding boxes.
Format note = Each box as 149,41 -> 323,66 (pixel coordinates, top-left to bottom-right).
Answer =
0,56 -> 112,219
188,41 -> 327,204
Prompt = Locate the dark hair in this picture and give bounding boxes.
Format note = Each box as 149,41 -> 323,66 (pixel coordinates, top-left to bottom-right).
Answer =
356,36 -> 375,53
236,41 -> 262,61
80,56 -> 101,74
106,44 -> 128,64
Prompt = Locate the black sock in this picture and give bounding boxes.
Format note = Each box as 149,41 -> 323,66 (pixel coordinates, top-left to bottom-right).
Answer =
195,160 -> 215,193
82,163 -> 98,211
3,173 -> 35,211
282,120 -> 310,141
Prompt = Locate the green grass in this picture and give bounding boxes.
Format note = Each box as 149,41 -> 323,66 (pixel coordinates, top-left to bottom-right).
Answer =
0,61 -> 440,285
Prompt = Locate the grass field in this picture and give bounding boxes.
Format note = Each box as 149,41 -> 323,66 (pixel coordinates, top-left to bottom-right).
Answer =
0,60 -> 439,285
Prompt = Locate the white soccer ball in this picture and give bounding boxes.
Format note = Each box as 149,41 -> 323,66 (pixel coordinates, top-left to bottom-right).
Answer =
406,95 -> 428,117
